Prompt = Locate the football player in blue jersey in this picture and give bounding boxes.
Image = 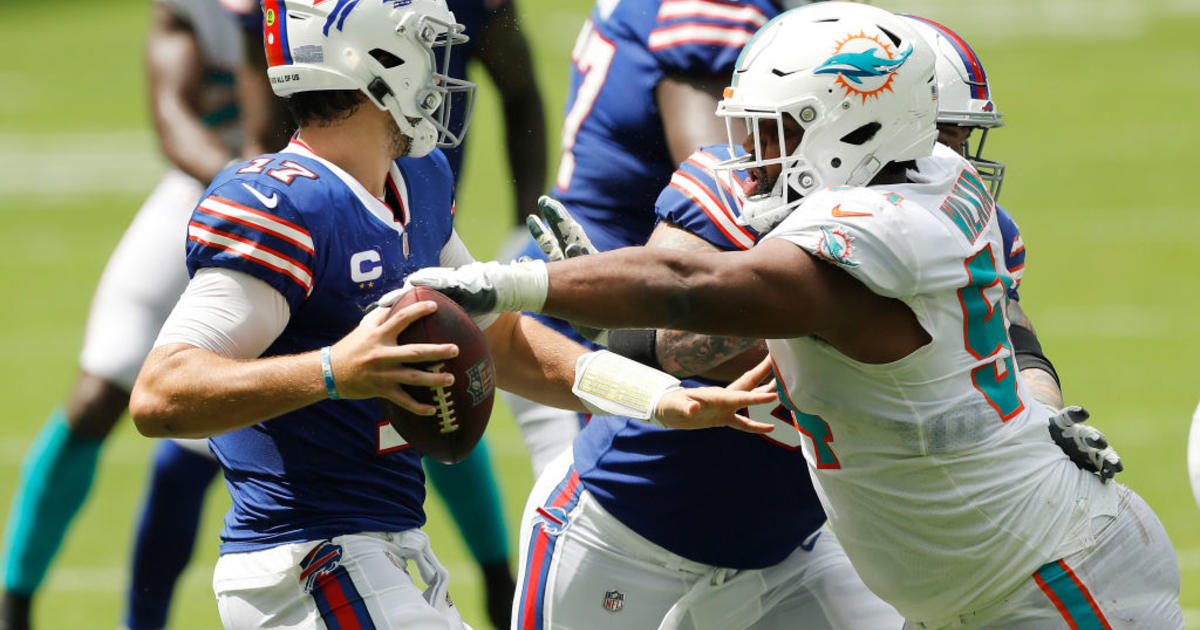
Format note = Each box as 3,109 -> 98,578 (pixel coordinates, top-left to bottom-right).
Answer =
0,3 -> 245,630
412,3 -> 1183,627
127,2 -> 773,628
123,0 -> 549,626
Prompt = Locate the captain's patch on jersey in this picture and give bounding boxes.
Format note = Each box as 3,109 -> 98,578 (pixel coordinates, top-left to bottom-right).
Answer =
816,226 -> 858,267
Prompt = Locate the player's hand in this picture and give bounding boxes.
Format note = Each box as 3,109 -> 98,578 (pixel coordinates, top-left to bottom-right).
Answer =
526,196 -> 609,344
1047,405 -> 1123,482
329,299 -> 459,415
528,195 -> 598,259
653,357 -> 777,433
408,259 -> 549,316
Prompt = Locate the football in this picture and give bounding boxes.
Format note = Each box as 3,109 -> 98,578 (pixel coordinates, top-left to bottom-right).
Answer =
380,287 -> 495,464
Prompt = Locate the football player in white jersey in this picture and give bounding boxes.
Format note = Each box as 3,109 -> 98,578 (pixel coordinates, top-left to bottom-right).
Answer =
411,2 -> 1184,627
128,1 -> 772,627
0,3 -> 243,629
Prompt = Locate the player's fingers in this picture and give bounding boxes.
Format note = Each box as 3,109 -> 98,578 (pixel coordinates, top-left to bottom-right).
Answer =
381,343 -> 460,365
379,300 -> 439,337
725,413 -> 776,434
539,196 -> 573,244
379,387 -> 437,416
378,365 -> 455,389
1065,405 -> 1090,424
527,215 -> 564,261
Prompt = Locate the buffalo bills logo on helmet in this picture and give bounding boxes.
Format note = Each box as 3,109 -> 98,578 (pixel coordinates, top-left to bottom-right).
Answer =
323,0 -> 361,35
815,32 -> 913,103
299,541 -> 344,593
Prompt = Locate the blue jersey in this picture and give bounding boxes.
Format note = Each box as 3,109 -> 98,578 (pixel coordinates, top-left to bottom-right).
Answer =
516,0 -> 779,338
575,144 -> 1029,569
552,0 -> 780,246
225,0 -> 501,176
188,139 -> 458,553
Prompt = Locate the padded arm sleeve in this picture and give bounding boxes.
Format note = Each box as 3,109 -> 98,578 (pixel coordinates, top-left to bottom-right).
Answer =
154,267 -> 290,359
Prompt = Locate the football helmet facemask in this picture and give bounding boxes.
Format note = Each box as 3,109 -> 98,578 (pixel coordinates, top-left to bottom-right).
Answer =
903,14 -> 1006,199
714,1 -> 938,232
264,0 -> 475,158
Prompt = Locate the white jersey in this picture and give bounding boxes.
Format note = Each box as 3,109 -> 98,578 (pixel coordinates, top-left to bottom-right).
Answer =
763,144 -> 1102,623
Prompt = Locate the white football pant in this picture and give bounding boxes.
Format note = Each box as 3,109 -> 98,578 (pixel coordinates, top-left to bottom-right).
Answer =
903,482 -> 1182,630
514,451 -> 904,630
214,529 -> 472,630
79,169 -> 199,391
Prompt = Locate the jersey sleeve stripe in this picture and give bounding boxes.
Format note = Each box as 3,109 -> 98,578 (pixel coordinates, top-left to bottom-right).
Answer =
648,23 -> 756,51
188,222 -> 315,295
657,0 -> 768,29
685,151 -> 744,206
1010,235 -> 1025,255
669,172 -> 755,250
200,196 -> 316,254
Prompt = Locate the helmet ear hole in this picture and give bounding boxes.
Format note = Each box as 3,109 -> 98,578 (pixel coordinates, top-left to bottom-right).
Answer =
369,49 -> 405,69
840,122 -> 881,146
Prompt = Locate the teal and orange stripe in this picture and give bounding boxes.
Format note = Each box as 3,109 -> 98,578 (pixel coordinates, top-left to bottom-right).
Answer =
1033,559 -> 1112,630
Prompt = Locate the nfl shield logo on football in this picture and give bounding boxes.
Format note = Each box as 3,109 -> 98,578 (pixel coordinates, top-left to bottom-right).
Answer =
602,589 -> 625,613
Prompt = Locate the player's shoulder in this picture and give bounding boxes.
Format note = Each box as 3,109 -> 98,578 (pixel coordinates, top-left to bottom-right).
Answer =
202,152 -> 338,225
397,148 -> 454,187
615,0 -> 778,63
796,185 -> 907,222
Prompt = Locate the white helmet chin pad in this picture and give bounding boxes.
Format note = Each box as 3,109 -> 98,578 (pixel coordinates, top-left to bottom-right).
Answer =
713,2 -> 938,230
264,0 -> 476,157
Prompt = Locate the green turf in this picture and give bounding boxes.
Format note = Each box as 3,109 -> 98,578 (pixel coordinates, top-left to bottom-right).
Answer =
1,1 -> 1196,628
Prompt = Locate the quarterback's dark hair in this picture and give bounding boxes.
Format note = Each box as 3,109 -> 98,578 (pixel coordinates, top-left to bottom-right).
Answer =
286,89 -> 366,127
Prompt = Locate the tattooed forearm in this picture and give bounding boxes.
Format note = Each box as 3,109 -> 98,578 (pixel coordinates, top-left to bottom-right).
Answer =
1022,367 -> 1064,411
657,330 -> 761,377
1008,300 -> 1063,409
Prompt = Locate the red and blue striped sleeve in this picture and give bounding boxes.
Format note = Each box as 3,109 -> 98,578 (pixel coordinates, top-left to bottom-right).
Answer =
655,147 -> 760,251
186,180 -> 317,309
996,205 -> 1025,300
647,0 -> 770,75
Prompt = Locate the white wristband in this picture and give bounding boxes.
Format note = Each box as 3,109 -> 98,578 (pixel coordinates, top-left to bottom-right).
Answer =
495,259 -> 549,313
572,350 -> 681,425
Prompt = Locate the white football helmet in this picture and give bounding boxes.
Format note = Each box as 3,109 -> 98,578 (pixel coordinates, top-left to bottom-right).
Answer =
903,14 -> 1006,199
263,0 -> 475,158
715,1 -> 937,232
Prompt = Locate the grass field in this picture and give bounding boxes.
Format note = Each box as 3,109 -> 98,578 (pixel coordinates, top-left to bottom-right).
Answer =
1,0 -> 1197,628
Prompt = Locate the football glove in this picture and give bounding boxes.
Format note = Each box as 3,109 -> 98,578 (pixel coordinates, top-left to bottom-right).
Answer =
1047,405 -> 1123,482
525,196 -> 608,344
408,259 -> 548,316
529,195 -> 598,259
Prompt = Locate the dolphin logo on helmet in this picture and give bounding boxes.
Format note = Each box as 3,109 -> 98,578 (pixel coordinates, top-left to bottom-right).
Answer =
815,44 -> 912,85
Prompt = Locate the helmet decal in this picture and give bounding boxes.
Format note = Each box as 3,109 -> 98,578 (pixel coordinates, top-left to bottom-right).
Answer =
323,0 -> 361,35
902,15 -> 989,100
263,0 -> 292,67
815,33 -> 912,102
